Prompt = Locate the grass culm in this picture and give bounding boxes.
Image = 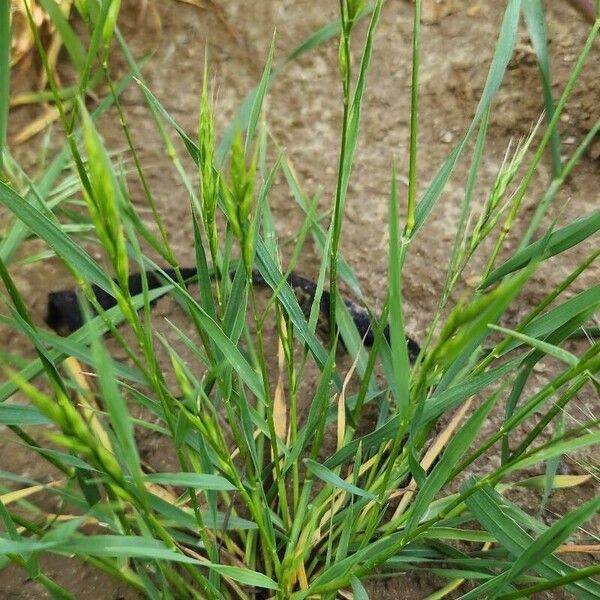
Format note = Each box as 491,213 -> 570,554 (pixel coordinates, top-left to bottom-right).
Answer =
0,1 -> 599,599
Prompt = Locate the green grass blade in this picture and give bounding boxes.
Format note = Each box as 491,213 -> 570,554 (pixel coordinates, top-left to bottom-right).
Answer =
53,535 -> 200,563
405,0 -> 421,234
388,166 -> 411,414
285,10 -> 370,63
245,33 -> 275,154
329,0 -> 383,345
0,260 -> 71,397
0,404 -> 52,426
216,10 -> 371,166
37,0 -> 86,72
406,392 -> 499,532
13,444 -> 97,471
339,0 -> 383,198
191,211 -> 218,322
0,63 -> 144,265
351,575 -> 369,600
84,302 -> 144,489
498,281 -> 600,355
323,358 -> 520,471
131,79 -> 198,163
255,240 -> 333,380
493,471 -> 600,596
283,344 -> 337,473
504,430 -> 600,476
141,264 -> 266,402
436,267 -> 533,393
0,285 -> 168,403
222,263 -> 248,343
464,484 -> 600,599
437,108 -> 489,315
0,181 -> 113,293
470,493 -> 600,598
522,1 -> 561,176
488,324 -> 579,367
148,493 -> 257,531
0,539 -> 61,554
0,0 -> 9,171
204,564 -> 278,591
519,116 -> 600,249
66,0 -> 114,131
0,318 -> 145,384
420,357 -> 521,425
304,458 -> 376,500
281,156 -> 363,297
483,209 -> 600,286
143,473 -> 236,491
413,0 -> 521,234
497,565 -> 600,600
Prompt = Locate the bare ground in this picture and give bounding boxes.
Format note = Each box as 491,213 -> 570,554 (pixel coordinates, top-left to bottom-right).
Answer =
1,0 -> 599,598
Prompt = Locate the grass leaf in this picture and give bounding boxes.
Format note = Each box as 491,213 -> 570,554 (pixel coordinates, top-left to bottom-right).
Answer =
0,181 -> 113,293
143,473 -> 236,491
483,209 -> 600,286
304,458 -> 376,500
0,0 -> 9,170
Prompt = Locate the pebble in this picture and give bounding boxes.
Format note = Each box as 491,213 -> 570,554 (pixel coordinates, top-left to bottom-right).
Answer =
440,131 -> 454,144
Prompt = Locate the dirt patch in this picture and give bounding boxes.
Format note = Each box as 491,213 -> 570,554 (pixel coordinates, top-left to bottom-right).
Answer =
1,0 -> 599,598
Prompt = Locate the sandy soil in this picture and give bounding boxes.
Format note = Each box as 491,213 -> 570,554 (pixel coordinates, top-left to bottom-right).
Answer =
1,0 -> 599,598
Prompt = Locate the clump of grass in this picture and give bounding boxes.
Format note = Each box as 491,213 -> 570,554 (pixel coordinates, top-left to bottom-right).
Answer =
6,0 -> 99,144
0,1 -> 599,599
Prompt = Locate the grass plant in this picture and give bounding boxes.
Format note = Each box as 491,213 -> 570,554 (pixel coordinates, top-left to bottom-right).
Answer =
0,1 -> 599,599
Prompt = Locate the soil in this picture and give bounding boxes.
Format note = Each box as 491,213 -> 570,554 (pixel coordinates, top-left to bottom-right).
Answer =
1,0 -> 599,599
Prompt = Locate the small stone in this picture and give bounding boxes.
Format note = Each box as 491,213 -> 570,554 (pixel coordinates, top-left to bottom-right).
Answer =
440,130 -> 454,144
560,113 -> 570,123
